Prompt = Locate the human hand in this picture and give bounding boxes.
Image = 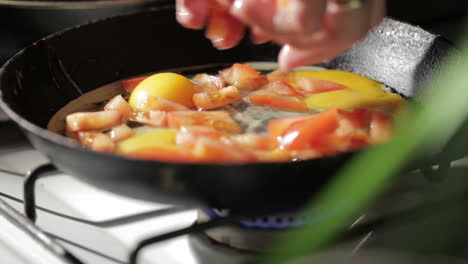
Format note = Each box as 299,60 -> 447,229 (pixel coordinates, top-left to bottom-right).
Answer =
176,0 -> 385,71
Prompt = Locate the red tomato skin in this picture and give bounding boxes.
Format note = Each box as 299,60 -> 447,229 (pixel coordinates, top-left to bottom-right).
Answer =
296,77 -> 347,95
281,108 -> 341,151
121,76 -> 147,95
249,94 -> 308,112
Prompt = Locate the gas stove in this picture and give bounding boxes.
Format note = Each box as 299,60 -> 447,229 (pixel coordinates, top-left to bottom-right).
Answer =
1,119 -> 468,264
1,5 -> 468,263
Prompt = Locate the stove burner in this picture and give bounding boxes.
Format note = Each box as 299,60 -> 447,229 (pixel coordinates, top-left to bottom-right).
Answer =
200,209 -> 339,252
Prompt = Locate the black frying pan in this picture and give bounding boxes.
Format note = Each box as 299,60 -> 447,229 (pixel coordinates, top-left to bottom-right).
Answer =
0,4 -> 456,215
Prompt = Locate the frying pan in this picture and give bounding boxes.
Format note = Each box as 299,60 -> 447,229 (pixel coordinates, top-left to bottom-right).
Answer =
0,3 -> 456,215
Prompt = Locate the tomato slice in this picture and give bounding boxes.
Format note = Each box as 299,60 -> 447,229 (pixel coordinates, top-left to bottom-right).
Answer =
131,96 -> 191,112
263,80 -> 299,96
369,110 -> 392,144
192,137 -> 257,163
249,92 -> 308,112
219,63 -> 268,90
167,111 -> 242,133
193,85 -> 242,110
193,73 -> 226,90
129,111 -> 168,127
78,132 -> 115,152
280,108 -> 341,151
107,124 -> 134,142
104,95 -> 133,119
66,110 -> 123,132
121,76 -> 147,95
230,133 -> 276,150
296,77 -> 347,95
268,115 -> 313,143
267,70 -> 291,83
176,126 -> 227,147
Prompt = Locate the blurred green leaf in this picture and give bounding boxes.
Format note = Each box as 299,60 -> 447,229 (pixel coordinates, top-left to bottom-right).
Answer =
261,20 -> 468,264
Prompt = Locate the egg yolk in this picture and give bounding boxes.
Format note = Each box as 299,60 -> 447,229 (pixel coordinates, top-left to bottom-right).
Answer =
116,129 -> 178,154
129,72 -> 196,109
291,70 -> 406,111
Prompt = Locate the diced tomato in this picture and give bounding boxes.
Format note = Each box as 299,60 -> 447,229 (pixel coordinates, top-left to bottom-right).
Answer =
268,115 -> 313,143
193,86 -> 242,110
121,76 -> 147,95
338,108 -> 372,129
78,132 -> 115,152
267,70 -> 291,83
167,111 -> 241,133
253,149 -> 292,162
132,96 -> 191,112
292,149 -> 322,161
108,124 -> 134,142
129,111 -> 168,127
176,126 -> 227,147
219,63 -> 268,90
280,108 -> 341,151
127,146 -> 195,163
66,111 -> 123,132
104,95 -> 133,118
193,73 -> 225,90
296,77 -> 347,95
230,133 -> 276,150
191,137 -> 257,163
369,111 -> 392,144
249,92 -> 308,112
263,80 -> 299,96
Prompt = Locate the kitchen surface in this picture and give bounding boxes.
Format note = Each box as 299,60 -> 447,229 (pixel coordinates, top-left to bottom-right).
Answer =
0,1 -> 467,263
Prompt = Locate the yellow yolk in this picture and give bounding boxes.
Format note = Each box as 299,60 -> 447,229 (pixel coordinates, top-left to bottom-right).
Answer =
129,73 -> 196,109
116,129 -> 178,154
291,70 -> 406,111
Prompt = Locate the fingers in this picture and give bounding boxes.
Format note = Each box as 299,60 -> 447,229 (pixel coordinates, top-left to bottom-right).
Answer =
273,0 -> 327,34
250,27 -> 271,44
279,0 -> 384,70
176,0 -> 210,29
205,10 -> 246,49
368,0 -> 386,28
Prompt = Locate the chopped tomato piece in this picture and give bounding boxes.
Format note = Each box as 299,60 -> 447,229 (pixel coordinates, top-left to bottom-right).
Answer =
167,111 -> 241,133
108,124 -> 134,142
280,108 -> 341,151
121,76 -> 147,95
78,132 -> 115,152
104,95 -> 133,119
267,70 -> 291,83
176,126 -> 227,147
249,92 -> 308,112
263,80 -> 299,96
268,115 -> 313,143
66,110 -> 123,132
128,146 -> 195,163
296,77 -> 347,95
219,63 -> 268,90
193,86 -> 242,110
129,111 -> 168,127
253,149 -> 292,162
132,96 -> 191,112
192,137 -> 257,163
369,111 -> 392,144
193,73 -> 225,90
230,133 -> 276,150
